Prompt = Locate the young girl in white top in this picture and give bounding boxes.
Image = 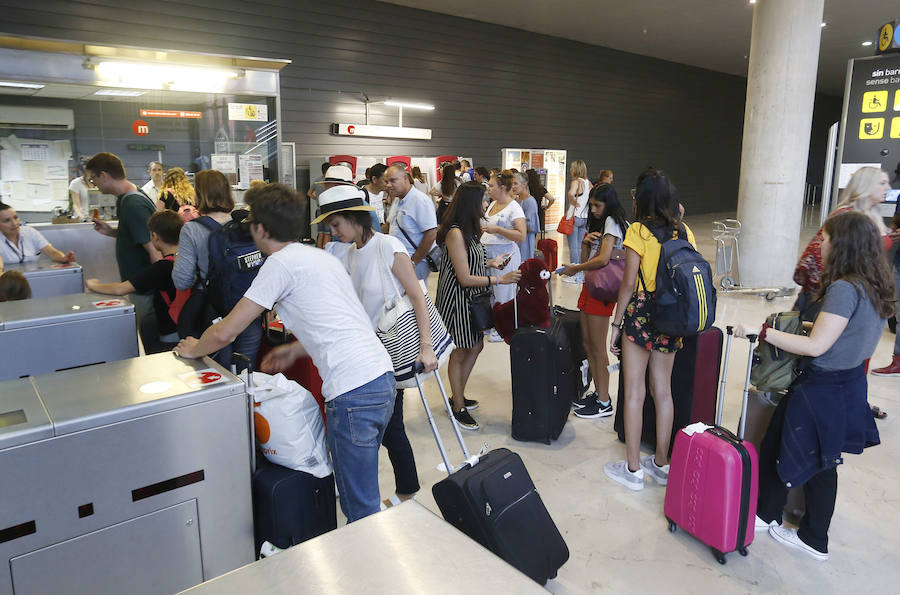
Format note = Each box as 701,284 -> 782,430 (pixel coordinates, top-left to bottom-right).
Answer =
482,169 -> 526,307
564,159 -> 591,284
560,183 -> 628,419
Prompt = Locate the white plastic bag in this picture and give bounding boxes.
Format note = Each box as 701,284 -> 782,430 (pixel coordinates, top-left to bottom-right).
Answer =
242,371 -> 332,478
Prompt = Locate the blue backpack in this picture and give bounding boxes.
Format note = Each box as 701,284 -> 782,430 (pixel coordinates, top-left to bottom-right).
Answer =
195,214 -> 264,316
638,225 -> 716,337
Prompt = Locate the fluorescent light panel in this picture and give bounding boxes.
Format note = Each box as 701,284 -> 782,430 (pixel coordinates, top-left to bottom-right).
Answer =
94,89 -> 145,97
0,81 -> 44,89
862,41 -> 874,46
95,61 -> 240,93
384,100 -> 435,110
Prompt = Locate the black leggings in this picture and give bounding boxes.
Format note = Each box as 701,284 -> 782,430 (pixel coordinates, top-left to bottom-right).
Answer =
380,389 -> 420,496
757,396 -> 838,553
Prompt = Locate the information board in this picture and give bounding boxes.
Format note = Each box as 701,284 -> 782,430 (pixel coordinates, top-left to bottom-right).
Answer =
835,54 -> 900,213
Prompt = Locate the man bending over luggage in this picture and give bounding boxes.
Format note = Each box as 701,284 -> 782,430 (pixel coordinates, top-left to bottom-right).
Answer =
174,183 -> 396,523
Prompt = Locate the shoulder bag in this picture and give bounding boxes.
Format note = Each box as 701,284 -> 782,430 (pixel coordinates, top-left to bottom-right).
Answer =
396,216 -> 442,272
585,247 -> 626,303
359,237 -> 454,388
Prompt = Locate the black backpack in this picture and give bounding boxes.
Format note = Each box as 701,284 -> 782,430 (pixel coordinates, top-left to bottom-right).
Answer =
638,225 -> 716,337
195,213 -> 264,316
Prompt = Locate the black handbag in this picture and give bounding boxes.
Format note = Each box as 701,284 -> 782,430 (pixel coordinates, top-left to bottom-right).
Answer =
469,292 -> 493,332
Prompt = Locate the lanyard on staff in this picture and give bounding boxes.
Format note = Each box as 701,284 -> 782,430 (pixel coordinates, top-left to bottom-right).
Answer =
4,237 -> 24,263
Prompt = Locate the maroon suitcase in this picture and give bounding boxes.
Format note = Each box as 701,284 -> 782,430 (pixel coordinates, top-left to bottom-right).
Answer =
614,326 -> 723,453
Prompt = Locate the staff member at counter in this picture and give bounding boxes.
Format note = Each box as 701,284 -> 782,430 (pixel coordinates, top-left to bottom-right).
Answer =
87,152 -> 161,329
0,202 -> 76,266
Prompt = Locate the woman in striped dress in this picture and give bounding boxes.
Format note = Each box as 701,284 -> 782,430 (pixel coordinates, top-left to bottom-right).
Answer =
436,182 -> 521,430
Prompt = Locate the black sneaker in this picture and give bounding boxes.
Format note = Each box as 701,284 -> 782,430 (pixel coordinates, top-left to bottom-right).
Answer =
574,398 -> 613,419
572,391 -> 598,409
448,398 -> 480,411
453,407 -> 480,430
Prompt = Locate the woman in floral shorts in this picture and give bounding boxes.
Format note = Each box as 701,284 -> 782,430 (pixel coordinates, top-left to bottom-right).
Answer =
605,169 -> 697,492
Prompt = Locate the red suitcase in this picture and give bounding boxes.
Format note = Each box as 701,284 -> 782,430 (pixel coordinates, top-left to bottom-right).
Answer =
664,326 -> 759,564
537,238 -> 558,270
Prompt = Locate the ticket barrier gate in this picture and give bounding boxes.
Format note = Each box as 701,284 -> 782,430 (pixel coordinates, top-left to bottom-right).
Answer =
4,261 -> 83,298
0,353 -> 255,595
0,292 -> 138,381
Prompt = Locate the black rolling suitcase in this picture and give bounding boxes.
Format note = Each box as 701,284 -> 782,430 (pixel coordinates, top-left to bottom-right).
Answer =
510,286 -> 576,444
232,354 -> 337,555
613,326 -> 723,454
551,305 -> 592,399
412,367 -> 569,585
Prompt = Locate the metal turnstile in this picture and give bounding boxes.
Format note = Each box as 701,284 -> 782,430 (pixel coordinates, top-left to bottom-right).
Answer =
4,260 -> 84,298
0,353 -> 255,595
0,292 -> 138,380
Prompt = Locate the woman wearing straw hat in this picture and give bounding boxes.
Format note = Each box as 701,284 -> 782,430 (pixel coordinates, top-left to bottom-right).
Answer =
317,184 -> 444,509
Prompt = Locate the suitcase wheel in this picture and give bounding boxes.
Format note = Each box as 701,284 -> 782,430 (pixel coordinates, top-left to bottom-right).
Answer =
711,547 -> 726,565
666,518 -> 676,533
738,547 -> 749,557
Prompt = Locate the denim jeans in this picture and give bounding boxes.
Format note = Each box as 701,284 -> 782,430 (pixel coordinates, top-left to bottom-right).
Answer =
326,372 -> 396,522
567,216 -> 588,265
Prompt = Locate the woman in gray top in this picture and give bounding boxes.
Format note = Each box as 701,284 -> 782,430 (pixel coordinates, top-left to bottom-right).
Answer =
173,170 -> 261,367
736,211 -> 895,562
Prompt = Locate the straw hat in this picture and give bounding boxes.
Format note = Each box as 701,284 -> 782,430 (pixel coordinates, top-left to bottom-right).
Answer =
311,185 -> 375,224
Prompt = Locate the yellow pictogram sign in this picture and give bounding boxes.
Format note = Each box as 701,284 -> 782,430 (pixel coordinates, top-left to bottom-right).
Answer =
891,117 -> 900,139
879,23 -> 894,52
859,118 -> 885,140
863,91 -> 888,113
244,105 -> 257,119
894,90 -> 900,112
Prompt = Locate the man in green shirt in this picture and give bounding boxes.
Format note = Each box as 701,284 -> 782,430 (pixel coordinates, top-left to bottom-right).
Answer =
87,152 -> 161,338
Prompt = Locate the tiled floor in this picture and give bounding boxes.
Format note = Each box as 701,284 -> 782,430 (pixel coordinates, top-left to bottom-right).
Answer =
372,210 -> 899,593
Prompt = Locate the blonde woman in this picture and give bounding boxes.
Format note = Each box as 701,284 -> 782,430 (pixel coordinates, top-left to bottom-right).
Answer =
794,166 -> 892,317
158,167 -> 196,211
564,159 -> 591,284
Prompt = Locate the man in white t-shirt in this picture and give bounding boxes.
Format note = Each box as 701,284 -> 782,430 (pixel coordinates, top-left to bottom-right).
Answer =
174,183 -> 395,523
141,161 -> 164,204
383,164 -> 438,281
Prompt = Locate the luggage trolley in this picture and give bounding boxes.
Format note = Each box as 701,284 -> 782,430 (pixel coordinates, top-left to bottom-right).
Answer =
711,219 -> 793,301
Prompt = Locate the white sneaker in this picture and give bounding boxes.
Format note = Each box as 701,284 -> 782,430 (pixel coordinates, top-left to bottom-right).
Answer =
259,541 -> 284,558
487,329 -> 504,343
755,515 -> 777,533
604,460 -> 644,491
768,525 -> 829,561
640,455 -> 669,485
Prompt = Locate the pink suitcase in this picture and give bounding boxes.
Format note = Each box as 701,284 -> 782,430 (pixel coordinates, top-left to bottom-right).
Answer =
664,326 -> 759,564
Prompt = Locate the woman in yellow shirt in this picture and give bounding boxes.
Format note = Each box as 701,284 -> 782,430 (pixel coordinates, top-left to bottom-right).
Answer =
606,169 -> 696,491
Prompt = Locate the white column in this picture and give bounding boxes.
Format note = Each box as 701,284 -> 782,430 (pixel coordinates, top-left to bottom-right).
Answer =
736,0 -> 824,287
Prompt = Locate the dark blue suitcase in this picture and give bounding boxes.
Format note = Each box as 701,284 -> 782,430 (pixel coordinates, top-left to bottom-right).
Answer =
251,456 -> 337,553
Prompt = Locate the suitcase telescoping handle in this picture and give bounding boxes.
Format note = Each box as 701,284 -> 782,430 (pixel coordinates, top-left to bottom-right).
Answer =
231,352 -> 256,472
413,362 -> 474,475
716,327 -> 757,441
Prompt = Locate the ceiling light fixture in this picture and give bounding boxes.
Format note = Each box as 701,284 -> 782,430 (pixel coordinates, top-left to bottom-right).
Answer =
862,40 -> 874,46
0,81 -> 44,89
94,89 -> 145,97
749,0 -> 756,4
384,100 -> 435,111
821,22 -> 827,28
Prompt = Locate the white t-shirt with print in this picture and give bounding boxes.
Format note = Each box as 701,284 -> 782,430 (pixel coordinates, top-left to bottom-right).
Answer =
588,218 -> 626,258
326,233 -> 410,327
243,242 -> 393,401
1,226 -> 49,264
368,190 -> 386,224
481,200 -> 526,246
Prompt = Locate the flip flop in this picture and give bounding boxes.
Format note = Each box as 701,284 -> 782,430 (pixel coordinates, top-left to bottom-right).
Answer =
872,406 -> 888,419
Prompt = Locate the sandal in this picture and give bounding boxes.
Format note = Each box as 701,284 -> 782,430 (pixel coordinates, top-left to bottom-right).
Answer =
872,405 -> 888,419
